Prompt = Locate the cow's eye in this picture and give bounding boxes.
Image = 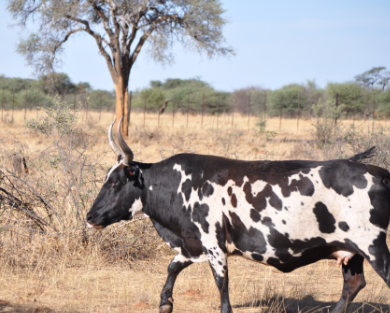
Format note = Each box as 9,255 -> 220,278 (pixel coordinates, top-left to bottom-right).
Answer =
112,181 -> 119,186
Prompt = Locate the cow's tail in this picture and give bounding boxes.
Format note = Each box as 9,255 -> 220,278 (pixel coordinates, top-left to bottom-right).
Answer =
348,146 -> 376,163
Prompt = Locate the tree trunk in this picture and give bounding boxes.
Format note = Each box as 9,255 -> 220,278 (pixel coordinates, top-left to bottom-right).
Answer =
114,78 -> 129,137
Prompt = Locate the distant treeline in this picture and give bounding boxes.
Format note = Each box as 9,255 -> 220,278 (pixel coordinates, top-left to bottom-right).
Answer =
0,73 -> 115,110
1,66 -> 390,118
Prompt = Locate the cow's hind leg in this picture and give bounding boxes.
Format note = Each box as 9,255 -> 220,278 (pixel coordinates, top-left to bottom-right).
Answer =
159,254 -> 192,313
331,254 -> 366,313
208,251 -> 232,313
367,232 -> 390,288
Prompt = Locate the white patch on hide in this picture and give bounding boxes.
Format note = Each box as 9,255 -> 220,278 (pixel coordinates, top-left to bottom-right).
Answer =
129,197 -> 143,216
173,164 -> 192,194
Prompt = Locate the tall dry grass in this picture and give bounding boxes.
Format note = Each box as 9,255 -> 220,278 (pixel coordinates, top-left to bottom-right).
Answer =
0,106 -> 390,312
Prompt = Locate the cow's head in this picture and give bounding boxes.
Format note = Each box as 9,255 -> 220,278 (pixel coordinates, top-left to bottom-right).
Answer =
86,118 -> 144,229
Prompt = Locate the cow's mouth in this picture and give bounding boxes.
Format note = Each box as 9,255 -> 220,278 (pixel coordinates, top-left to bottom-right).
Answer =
86,221 -> 103,230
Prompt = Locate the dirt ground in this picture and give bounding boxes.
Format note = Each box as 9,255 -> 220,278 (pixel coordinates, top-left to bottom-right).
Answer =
1,110 -> 390,312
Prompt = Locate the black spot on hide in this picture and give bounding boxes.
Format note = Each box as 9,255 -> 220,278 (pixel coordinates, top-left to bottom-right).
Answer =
338,221 -> 349,232
313,202 -> 336,233
368,177 -> 390,230
192,202 -> 210,233
250,209 -> 261,222
227,186 -> 232,196
261,216 -> 273,227
227,211 -> 267,255
202,181 -> 214,198
287,174 -> 315,197
222,198 -> 226,205
368,232 -> 387,268
319,162 -> 368,197
215,218 -> 227,252
251,253 -> 264,262
243,183 -> 282,211
267,257 -> 280,266
231,194 -> 237,208
182,179 -> 192,201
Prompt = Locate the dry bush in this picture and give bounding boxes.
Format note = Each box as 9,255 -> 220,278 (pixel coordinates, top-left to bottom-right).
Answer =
1,109 -> 390,312
0,101 -> 169,273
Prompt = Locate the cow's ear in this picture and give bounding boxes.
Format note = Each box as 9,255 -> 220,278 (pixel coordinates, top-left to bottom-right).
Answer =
124,165 -> 140,180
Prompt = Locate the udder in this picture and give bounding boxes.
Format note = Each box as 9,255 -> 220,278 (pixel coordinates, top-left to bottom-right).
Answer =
331,250 -> 356,267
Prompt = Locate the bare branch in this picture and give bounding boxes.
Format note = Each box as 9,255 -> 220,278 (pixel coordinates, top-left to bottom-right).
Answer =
65,14 -> 117,80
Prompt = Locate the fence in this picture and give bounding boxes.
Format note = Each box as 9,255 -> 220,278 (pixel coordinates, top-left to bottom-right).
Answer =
0,88 -> 385,134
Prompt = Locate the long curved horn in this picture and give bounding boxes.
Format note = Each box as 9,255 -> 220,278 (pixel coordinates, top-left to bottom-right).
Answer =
117,117 -> 134,164
108,119 -> 122,157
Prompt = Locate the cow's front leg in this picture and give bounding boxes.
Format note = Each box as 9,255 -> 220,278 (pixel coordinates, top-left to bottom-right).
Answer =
159,254 -> 192,313
208,251 -> 232,313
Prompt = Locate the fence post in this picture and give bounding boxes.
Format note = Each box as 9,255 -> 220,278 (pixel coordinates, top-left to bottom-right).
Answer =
372,93 -> 376,131
297,92 -> 300,132
248,92 -> 251,129
279,94 -> 282,131
99,92 -> 102,122
85,91 -> 89,122
172,93 -> 175,128
216,93 -> 220,129
187,93 -> 190,128
12,88 -> 15,121
37,90 -> 40,118
24,89 -> 28,121
201,92 -> 205,127
74,92 -> 77,114
335,93 -> 339,125
264,90 -> 267,131
143,94 -> 146,127
353,93 -> 355,128
1,88 -> 4,122
128,91 -> 132,128
231,93 -> 234,127
158,103 -> 161,128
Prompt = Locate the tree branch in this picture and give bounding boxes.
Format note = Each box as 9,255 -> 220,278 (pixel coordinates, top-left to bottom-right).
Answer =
129,14 -> 183,66
66,14 -> 118,81
52,28 -> 84,53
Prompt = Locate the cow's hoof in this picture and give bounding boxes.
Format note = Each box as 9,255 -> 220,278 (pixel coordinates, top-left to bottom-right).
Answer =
159,304 -> 173,313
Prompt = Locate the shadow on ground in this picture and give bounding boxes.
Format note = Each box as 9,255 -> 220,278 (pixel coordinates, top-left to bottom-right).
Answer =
234,295 -> 390,313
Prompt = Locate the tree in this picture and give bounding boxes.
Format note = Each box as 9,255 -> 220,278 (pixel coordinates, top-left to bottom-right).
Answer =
8,0 -> 233,136
326,82 -> 365,115
355,67 -> 390,90
268,84 -> 308,117
38,73 -> 76,95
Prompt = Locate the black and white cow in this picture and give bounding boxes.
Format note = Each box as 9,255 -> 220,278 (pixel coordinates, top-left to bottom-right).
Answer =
86,119 -> 390,313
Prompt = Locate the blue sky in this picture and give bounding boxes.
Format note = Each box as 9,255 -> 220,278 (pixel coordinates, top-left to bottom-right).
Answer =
0,0 -> 389,92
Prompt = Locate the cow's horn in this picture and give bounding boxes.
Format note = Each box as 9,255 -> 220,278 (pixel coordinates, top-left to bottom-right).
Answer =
108,119 -> 122,157
117,117 -> 134,164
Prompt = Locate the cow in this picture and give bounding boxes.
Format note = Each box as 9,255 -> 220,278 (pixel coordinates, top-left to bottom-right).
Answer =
86,118 -> 390,313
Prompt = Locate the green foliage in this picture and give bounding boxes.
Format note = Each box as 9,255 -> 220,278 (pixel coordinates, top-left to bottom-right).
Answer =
355,67 -> 390,90
26,97 -> 77,135
376,89 -> 390,115
39,73 -> 76,95
133,78 -> 231,114
326,82 -> 365,114
133,88 -> 165,111
312,100 -> 346,147
268,84 -> 308,116
0,74 -> 114,110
